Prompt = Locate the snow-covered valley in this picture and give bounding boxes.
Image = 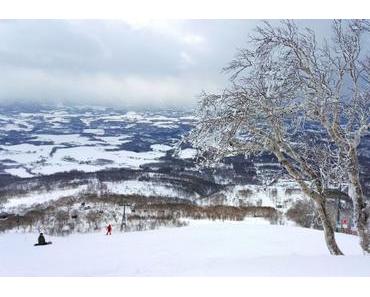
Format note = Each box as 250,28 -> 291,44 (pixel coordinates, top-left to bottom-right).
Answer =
0,105 -> 302,215
0,104 -> 367,237
0,107 -> 197,177
1,218 -> 369,276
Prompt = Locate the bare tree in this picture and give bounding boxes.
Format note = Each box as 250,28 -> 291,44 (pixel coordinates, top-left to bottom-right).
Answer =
187,32 -> 346,254
187,19 -> 370,254
244,20 -> 370,253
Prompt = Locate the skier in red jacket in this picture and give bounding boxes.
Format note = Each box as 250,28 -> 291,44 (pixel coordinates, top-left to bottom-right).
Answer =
106,224 -> 112,235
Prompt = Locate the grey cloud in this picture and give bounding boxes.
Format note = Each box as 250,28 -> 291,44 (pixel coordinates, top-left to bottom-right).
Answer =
0,19 -> 333,109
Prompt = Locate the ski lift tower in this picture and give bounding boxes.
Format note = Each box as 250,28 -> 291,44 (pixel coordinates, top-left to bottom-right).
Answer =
119,199 -> 131,231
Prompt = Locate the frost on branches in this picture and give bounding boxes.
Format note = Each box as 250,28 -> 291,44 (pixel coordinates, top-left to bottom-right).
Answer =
188,20 -> 370,255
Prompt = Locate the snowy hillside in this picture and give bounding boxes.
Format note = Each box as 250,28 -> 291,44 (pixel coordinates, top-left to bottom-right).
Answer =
1,218 -> 369,276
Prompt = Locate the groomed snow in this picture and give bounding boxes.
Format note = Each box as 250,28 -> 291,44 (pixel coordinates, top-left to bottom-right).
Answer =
1,219 -> 369,276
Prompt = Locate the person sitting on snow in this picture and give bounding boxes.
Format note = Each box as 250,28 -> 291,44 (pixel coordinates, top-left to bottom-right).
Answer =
38,232 -> 46,245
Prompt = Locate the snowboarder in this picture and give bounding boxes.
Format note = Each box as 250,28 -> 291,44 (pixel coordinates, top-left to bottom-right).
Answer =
38,232 -> 46,245
106,224 -> 112,235
34,232 -> 52,246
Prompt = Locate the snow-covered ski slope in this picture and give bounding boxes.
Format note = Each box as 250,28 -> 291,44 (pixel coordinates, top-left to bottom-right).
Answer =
1,218 -> 369,276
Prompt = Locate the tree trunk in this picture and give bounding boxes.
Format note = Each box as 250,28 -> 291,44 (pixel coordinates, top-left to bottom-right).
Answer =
273,148 -> 344,255
348,147 -> 370,254
315,200 -> 344,255
315,201 -> 343,255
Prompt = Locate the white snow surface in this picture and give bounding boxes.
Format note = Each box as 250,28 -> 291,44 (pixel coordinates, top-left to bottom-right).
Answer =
0,179 -> 197,211
0,139 -> 166,177
2,186 -> 89,211
150,144 -> 173,152
1,219 -> 369,276
104,180 -> 198,199
178,148 -> 197,159
83,129 -> 105,135
200,181 -> 303,210
0,144 -> 167,177
0,110 -> 197,178
33,134 -> 91,145
4,167 -> 34,178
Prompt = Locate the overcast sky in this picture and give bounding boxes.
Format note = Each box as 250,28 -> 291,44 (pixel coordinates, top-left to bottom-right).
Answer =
0,19 -> 332,109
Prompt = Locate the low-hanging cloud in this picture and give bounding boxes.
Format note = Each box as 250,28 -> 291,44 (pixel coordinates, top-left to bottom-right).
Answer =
0,66 -> 220,108
0,19 -> 332,109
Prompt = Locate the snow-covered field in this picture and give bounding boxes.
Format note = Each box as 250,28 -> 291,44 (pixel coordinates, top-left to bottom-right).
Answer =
1,218 -> 369,276
0,178 -> 199,212
199,180 -> 302,210
105,180 -> 199,200
2,185 -> 89,211
0,109 -> 196,178
0,179 -> 294,212
0,141 -> 168,176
